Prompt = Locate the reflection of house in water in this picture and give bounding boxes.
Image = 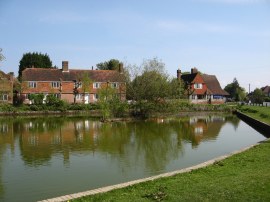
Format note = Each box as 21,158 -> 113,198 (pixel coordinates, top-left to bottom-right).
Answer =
188,116 -> 226,148
18,119 -> 102,166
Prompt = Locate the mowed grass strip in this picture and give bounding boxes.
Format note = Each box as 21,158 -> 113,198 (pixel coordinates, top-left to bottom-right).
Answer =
239,105 -> 270,125
73,139 -> 270,202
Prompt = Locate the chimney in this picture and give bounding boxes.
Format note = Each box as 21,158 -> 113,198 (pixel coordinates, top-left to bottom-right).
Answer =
191,67 -> 198,74
177,69 -> 181,80
119,63 -> 124,74
8,72 -> 14,81
62,61 -> 69,72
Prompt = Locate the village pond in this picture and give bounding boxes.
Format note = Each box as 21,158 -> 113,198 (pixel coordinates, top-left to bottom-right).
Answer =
0,114 -> 266,202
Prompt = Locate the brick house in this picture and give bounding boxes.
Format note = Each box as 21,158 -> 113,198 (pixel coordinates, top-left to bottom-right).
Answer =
177,68 -> 229,104
261,86 -> 270,97
0,71 -> 14,104
21,61 -> 126,104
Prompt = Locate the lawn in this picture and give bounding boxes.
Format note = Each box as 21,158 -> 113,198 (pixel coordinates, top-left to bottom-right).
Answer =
238,105 -> 270,125
73,139 -> 270,202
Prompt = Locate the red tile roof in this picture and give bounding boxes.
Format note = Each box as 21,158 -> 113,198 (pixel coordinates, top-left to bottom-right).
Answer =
202,74 -> 229,96
22,68 -> 125,82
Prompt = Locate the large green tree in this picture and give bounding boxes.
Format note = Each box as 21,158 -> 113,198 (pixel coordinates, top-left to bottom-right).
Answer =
252,88 -> 264,104
224,78 -> 246,101
18,52 -> 53,81
96,59 -> 121,70
127,57 -> 170,102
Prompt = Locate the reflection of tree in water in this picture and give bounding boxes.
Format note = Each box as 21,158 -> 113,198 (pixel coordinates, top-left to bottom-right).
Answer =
1,115 -> 234,173
225,115 -> 241,130
0,119 -> 15,198
0,148 -> 4,198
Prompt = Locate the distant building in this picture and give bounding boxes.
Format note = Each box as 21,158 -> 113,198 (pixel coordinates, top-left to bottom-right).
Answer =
0,71 -> 14,104
261,86 -> 270,97
21,61 -> 126,104
177,68 -> 229,104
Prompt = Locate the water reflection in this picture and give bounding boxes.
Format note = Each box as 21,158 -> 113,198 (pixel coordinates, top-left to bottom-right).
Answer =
0,115 -> 245,201
0,115 -> 240,167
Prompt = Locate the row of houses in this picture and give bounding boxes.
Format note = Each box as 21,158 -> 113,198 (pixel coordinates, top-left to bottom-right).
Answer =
0,61 -> 246,105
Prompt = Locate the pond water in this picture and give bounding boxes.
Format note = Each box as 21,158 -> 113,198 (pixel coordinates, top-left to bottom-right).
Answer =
0,114 -> 266,202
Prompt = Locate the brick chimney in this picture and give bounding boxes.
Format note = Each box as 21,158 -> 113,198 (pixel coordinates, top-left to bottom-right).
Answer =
8,72 -> 14,81
62,61 -> 69,72
191,67 -> 198,74
177,69 -> 181,80
119,63 -> 124,74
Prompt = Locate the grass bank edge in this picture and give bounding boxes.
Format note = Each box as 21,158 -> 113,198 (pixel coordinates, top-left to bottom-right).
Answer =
71,138 -> 270,202
238,105 -> 270,125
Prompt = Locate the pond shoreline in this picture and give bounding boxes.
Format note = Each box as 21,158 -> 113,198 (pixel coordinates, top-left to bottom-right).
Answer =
40,138 -> 270,202
0,109 -> 231,119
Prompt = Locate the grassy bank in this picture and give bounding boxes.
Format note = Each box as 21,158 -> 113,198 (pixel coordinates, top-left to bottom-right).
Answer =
238,105 -> 270,125
73,139 -> 270,202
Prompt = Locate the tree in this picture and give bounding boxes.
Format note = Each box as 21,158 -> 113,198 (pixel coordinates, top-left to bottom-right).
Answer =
127,57 -> 170,102
96,59 -> 121,70
97,85 -> 128,120
18,52 -> 53,81
0,48 -> 5,62
224,78 -> 246,101
252,88 -> 264,104
169,78 -> 186,99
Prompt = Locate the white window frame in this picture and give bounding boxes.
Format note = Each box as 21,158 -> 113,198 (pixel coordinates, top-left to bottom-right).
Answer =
93,82 -> 100,89
51,81 -> 60,88
194,83 -> 202,89
28,81 -> 37,88
0,94 -> 8,101
111,82 -> 118,89
93,94 -> 99,101
76,94 -> 83,100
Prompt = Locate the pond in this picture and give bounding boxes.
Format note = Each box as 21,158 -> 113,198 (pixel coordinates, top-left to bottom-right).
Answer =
0,114 -> 266,202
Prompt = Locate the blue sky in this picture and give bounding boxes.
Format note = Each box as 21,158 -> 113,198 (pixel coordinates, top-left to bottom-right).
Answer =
0,0 -> 269,91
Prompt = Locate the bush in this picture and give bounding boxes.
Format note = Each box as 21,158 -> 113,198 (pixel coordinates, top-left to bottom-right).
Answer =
0,104 -> 16,112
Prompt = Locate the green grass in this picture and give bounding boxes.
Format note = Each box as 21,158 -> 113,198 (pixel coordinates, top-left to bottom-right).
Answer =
239,105 -> 270,125
73,139 -> 270,202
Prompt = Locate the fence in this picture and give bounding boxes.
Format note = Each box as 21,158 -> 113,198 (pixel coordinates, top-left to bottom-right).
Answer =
244,102 -> 270,107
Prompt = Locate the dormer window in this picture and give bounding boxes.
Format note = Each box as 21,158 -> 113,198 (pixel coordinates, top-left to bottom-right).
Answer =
93,82 -> 100,89
194,83 -> 202,89
28,81 -> 37,88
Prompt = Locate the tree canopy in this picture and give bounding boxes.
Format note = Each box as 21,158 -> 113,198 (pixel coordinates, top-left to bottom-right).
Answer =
126,57 -> 171,102
224,78 -> 246,101
18,52 -> 53,81
96,59 -> 121,70
251,88 -> 264,104
0,48 -> 5,62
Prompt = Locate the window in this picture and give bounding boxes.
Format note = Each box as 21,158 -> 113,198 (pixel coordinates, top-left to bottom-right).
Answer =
76,94 -> 82,100
194,83 -> 202,89
74,82 -> 82,89
51,81 -> 60,88
111,82 -> 118,89
93,82 -> 100,89
28,81 -> 37,88
94,94 -> 99,101
0,94 -> 8,101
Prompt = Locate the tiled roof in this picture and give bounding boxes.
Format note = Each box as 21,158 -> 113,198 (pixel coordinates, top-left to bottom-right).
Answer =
181,73 -> 198,83
0,71 -> 11,80
262,86 -> 270,94
202,74 -> 229,96
22,68 -> 125,82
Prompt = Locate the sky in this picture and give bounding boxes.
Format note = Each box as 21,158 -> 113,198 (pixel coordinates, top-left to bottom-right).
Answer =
0,0 -> 269,91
